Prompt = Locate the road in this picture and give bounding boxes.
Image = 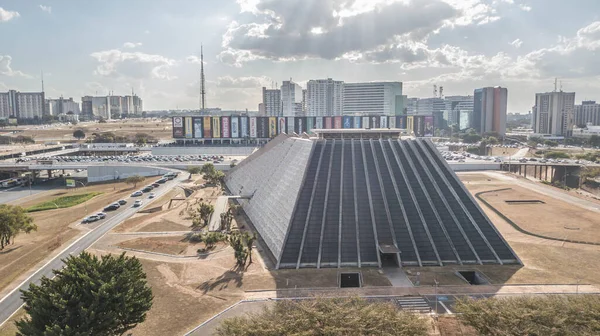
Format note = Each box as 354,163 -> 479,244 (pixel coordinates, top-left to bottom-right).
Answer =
0,171 -> 88,204
0,174 -> 187,326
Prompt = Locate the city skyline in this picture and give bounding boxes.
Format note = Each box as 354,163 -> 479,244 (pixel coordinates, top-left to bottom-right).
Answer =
1,0 -> 600,112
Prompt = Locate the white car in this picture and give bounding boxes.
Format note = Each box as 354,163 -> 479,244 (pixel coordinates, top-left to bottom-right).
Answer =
148,192 -> 156,199
130,191 -> 143,197
134,200 -> 143,207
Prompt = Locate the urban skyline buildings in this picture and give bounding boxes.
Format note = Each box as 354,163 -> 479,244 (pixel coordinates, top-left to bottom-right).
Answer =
281,80 -> 303,116
82,94 -> 143,120
306,78 -> 344,117
342,82 -> 404,116
0,90 -> 45,120
262,87 -> 282,116
532,91 -> 575,136
574,101 -> 600,127
473,87 -> 508,136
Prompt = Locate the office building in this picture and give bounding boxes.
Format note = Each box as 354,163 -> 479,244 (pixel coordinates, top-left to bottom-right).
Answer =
306,78 -> 343,116
473,87 -> 508,135
0,90 -> 45,120
532,91 -> 575,136
342,82 -> 403,116
262,87 -> 281,116
46,97 -> 80,116
82,96 -> 110,120
302,89 -> 307,114
281,80 -> 303,116
574,101 -> 600,126
405,98 -> 419,115
81,94 -> 142,120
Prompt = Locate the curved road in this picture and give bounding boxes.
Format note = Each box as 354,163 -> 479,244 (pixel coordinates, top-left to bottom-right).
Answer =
0,174 -> 187,326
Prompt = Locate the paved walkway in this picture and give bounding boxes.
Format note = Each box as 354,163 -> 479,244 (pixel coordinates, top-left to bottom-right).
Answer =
208,196 -> 228,231
383,267 -> 414,287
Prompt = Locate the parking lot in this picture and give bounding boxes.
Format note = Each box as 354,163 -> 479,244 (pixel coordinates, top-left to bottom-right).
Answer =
19,154 -> 232,165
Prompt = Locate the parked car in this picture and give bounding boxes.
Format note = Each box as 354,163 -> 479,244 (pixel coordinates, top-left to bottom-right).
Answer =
96,212 -> 106,219
134,200 -> 143,207
130,191 -> 143,197
103,203 -> 120,211
152,183 -> 160,188
82,215 -> 99,223
118,199 -> 127,205
157,178 -> 167,184
148,192 -> 156,199
142,186 -> 153,193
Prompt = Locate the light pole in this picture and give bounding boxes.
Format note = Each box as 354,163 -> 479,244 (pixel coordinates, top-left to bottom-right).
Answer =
434,277 -> 439,316
75,180 -> 88,215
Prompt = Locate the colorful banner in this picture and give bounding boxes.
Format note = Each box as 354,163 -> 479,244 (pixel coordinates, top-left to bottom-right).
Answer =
389,116 -> 396,129
334,116 -> 342,129
258,117 -> 269,138
241,117 -> 249,138
295,117 -> 304,134
184,117 -> 193,138
325,117 -> 332,129
306,117 -> 314,132
407,116 -> 414,135
172,116 -> 184,138
203,116 -> 212,138
354,116 -> 361,128
287,117 -> 295,134
231,117 -> 239,138
193,117 -> 203,138
315,117 -> 323,129
278,117 -> 286,134
343,116 -> 352,129
65,179 -> 75,188
415,116 -> 425,137
362,116 -> 370,129
212,117 -> 221,138
249,117 -> 257,138
370,116 -> 379,128
221,116 -> 230,138
424,116 -> 434,137
380,116 -> 388,128
269,117 -> 277,137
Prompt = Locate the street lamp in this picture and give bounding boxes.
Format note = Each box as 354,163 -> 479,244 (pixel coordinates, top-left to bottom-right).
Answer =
434,278 -> 439,316
75,180 -> 88,215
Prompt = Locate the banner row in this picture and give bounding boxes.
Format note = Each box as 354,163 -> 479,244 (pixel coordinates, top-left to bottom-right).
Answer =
172,115 -> 435,139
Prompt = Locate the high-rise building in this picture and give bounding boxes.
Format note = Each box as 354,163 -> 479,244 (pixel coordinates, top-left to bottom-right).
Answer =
46,97 -> 80,116
82,96 -> 110,120
343,82 -> 403,116
444,96 -> 473,128
306,78 -> 343,116
281,80 -> 303,116
532,91 -> 575,136
81,94 -> 142,120
414,97 -> 445,115
302,89 -> 307,114
0,90 -> 45,120
258,103 -> 266,116
574,100 -> 600,126
405,98 -> 419,115
473,87 -> 508,135
262,87 -> 281,116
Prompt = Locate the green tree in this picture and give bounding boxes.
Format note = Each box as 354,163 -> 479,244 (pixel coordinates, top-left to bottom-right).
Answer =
200,163 -> 216,175
227,231 -> 248,267
190,202 -> 214,230
216,297 -> 428,336
244,231 -> 257,265
125,175 -> 145,188
0,204 -> 37,250
206,170 -> 225,187
72,129 -> 86,140
544,140 -> 558,147
17,252 -> 153,335
486,136 -> 499,145
187,166 -> 202,175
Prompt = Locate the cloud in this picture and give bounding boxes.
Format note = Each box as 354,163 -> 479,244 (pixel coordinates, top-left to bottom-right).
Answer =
0,7 -> 19,21
123,42 -> 142,49
90,49 -> 177,80
510,38 -> 523,48
186,55 -> 204,65
215,76 -> 271,88
39,5 -> 52,14
518,4 -> 532,11
0,55 -> 30,77
220,0 -> 459,65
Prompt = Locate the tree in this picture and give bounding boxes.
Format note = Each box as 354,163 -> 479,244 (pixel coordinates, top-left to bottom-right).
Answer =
187,166 -> 202,175
227,231 -> 248,267
200,163 -> 216,176
486,136 -> 499,145
544,140 -> 558,147
72,129 -> 86,140
17,252 -> 153,335
125,175 -> 145,188
206,170 -> 225,187
216,297 -> 428,336
244,231 -> 257,264
190,202 -> 214,230
455,295 -> 600,336
0,204 -> 37,250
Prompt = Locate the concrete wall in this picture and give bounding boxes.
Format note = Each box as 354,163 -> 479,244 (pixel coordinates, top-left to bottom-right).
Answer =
151,146 -> 257,156
87,165 -> 172,183
449,162 -> 501,171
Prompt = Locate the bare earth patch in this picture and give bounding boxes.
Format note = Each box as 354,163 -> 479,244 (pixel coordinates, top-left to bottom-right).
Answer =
137,219 -> 190,232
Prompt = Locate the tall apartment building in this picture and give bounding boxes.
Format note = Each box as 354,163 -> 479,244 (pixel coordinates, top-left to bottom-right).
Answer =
414,97 -> 445,115
262,87 -> 281,116
473,87 -> 508,135
306,78 -> 343,116
281,80 -> 303,116
532,91 -> 575,136
574,100 -> 600,126
342,82 -> 403,116
302,89 -> 307,114
81,95 -> 142,120
82,96 -> 110,120
444,95 -> 473,128
46,97 -> 80,116
405,98 -> 418,115
0,90 -> 45,119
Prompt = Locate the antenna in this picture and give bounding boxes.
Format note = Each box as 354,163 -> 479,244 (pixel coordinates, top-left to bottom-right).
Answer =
439,86 -> 444,98
554,78 -> 558,92
433,84 -> 437,98
200,44 -> 206,112
41,71 -> 44,93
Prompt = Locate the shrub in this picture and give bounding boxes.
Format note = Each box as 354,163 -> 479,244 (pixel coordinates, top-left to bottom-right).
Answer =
544,151 -> 570,159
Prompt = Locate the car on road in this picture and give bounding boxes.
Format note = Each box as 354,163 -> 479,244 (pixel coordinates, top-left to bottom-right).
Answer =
82,215 -> 100,223
130,191 -> 143,197
148,192 -> 156,199
142,186 -> 153,192
133,200 -> 143,207
118,199 -> 127,205
156,178 -> 167,184
151,183 -> 160,188
96,212 -> 106,219
103,203 -> 120,211
76,169 -> 83,172
519,158 -> 528,163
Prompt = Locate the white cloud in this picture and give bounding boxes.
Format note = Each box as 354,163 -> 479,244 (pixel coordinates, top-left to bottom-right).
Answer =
216,75 -> 271,88
510,38 -> 523,48
185,55 -> 204,65
0,7 -> 20,21
123,42 -> 142,49
90,49 -> 177,80
39,5 -> 52,14
0,55 -> 30,77
518,4 -> 532,11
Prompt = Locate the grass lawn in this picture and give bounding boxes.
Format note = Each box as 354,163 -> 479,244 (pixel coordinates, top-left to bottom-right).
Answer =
26,192 -> 103,212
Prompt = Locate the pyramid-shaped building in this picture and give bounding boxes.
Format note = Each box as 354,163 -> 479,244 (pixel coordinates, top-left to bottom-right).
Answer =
226,134 -> 520,269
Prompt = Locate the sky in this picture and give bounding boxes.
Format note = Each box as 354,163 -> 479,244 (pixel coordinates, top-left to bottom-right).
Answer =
1,0 -> 600,113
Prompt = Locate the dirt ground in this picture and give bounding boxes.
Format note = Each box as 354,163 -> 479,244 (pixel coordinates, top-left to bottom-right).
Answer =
5,118 -> 173,143
0,181 -> 136,293
117,235 -> 228,256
